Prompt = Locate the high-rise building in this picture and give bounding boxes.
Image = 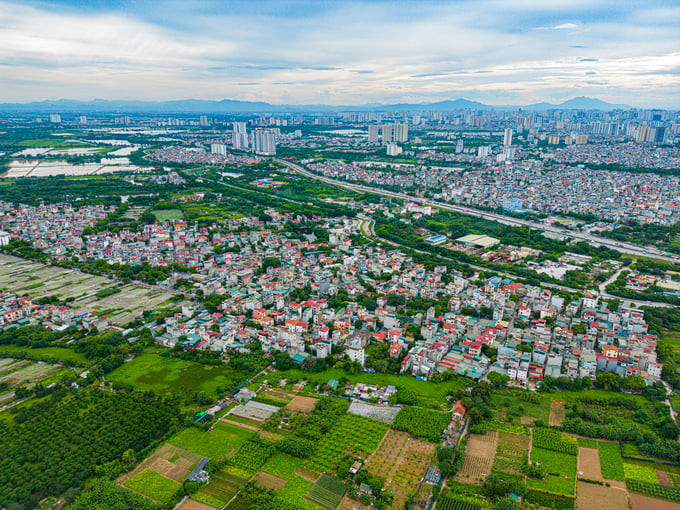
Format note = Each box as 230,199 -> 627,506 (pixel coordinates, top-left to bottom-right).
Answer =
79,116 -> 87,125
455,139 -> 464,153
574,134 -> 588,145
636,125 -> 652,143
368,125 -> 380,143
49,114 -> 61,123
232,122 -> 249,150
503,128 -> 513,147
251,129 -> 276,155
199,116 -> 209,127
393,123 -> 409,142
210,143 -> 227,156
477,146 -> 491,158
382,124 -> 393,143
548,136 -> 561,145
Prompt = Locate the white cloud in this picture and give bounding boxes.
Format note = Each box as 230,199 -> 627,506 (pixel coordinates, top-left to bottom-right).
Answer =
0,0 -> 678,107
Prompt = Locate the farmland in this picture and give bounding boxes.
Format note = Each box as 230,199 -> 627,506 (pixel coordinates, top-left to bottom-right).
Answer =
306,474 -> 346,510
194,469 -> 249,508
309,413 -> 387,472
598,441 -> 625,480
492,431 -> 529,477
107,353 -> 242,396
454,430 -> 498,483
0,254 -> 188,325
125,469 -> 181,503
526,447 -> 577,496
170,421 -> 255,459
392,406 -> 450,442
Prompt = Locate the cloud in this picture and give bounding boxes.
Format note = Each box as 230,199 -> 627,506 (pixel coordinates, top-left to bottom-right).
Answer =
0,0 -> 679,107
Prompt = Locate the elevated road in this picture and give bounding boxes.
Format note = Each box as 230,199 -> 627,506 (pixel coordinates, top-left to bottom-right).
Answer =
277,159 -> 680,265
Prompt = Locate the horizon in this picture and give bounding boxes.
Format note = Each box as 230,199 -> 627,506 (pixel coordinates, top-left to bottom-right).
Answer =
0,1 -> 679,109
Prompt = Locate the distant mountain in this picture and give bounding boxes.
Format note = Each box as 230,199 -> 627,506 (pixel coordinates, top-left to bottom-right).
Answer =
0,96 -> 633,114
523,96 -> 631,111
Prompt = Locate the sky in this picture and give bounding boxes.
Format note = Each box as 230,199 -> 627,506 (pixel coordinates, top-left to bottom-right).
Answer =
0,0 -> 679,107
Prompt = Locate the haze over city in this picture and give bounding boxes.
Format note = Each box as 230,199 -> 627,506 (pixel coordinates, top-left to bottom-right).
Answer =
1,0 -> 679,108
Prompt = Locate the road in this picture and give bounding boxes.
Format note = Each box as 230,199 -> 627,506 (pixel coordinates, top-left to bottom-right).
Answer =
360,217 -> 672,308
277,159 -> 680,265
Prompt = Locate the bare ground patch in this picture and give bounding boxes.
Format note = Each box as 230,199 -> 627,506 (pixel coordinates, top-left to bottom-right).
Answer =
549,399 -> 566,427
659,471 -> 673,486
577,446 -> 603,481
630,493 -> 680,510
253,471 -> 287,492
576,481 -> 629,510
296,465 -> 321,482
285,395 -> 319,413
177,499 -> 219,510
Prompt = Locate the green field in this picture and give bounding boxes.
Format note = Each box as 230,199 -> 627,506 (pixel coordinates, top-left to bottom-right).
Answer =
526,447 -> 577,496
194,469 -> 248,507
306,475 -> 346,510
598,441 -> 625,480
0,345 -> 91,365
107,353 -> 241,395
260,368 -> 467,408
125,469 -> 181,503
260,453 -> 321,510
309,413 -> 387,472
152,208 -> 184,221
169,421 -> 254,459
624,462 -> 659,483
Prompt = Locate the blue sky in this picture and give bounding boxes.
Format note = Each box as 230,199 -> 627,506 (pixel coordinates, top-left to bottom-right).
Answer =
1,0 -> 679,107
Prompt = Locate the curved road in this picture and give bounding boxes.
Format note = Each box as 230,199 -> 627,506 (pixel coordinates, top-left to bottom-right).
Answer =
277,159 -> 680,265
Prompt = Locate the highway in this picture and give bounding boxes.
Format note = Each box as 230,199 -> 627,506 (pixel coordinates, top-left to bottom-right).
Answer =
276,159 -> 680,266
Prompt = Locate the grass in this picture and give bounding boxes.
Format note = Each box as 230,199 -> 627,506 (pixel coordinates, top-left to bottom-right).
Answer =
491,392 -> 550,423
107,353 -> 240,395
152,209 -> 184,221
624,462 -> 659,483
577,438 -> 598,448
0,345 -> 91,365
125,469 -> 181,503
526,447 -> 577,496
260,367 -> 467,409
598,441 -> 625,481
169,421 -> 254,459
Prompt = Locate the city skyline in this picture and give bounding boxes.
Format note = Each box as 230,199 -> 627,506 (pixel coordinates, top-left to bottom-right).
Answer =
0,0 -> 679,108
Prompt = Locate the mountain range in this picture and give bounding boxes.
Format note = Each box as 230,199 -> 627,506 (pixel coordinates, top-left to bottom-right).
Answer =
0,96 -> 632,114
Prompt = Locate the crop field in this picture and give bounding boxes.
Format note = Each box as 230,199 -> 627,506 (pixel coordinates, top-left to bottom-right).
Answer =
194,469 -> 248,508
108,353 -> 240,395
227,438 -> 275,472
263,388 -> 295,404
306,474 -> 346,510
0,255 -> 188,325
435,496 -> 481,510
170,421 -> 254,459
492,431 -> 529,477
0,345 -> 90,365
365,428 -> 435,510
118,443 -> 204,488
259,452 -> 321,510
598,441 -> 625,481
625,463 -> 660,484
124,469 -> 181,503
532,428 -> 578,455
309,413 -> 387,472
392,406 -> 450,442
627,479 -> 680,504
526,447 -> 577,496
0,359 -> 59,387
177,499 -> 219,510
454,431 -> 498,483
